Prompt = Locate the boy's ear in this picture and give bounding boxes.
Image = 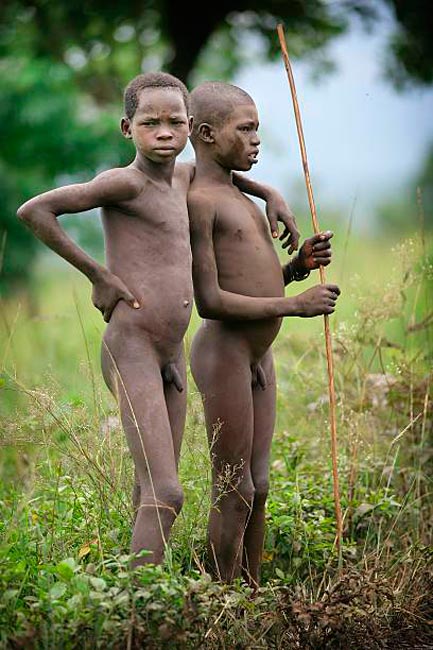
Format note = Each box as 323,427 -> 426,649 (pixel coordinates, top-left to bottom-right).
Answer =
188,115 -> 193,136
121,117 -> 132,139
198,122 -> 215,144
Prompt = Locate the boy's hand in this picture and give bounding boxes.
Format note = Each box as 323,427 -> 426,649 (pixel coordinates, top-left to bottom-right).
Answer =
265,194 -> 300,254
294,284 -> 340,317
294,231 -> 333,274
92,270 -> 140,322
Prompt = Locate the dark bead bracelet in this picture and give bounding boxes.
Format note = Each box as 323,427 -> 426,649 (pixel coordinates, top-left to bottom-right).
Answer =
284,261 -> 310,284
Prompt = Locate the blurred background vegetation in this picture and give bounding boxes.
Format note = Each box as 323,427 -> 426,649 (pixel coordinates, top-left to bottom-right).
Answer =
1,4 -> 432,646
0,0 -> 433,294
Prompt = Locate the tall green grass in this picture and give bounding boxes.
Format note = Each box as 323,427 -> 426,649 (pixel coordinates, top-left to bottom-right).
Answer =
0,227 -> 432,648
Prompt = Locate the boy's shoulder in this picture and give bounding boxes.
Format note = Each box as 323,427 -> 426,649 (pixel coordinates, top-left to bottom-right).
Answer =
174,161 -> 194,188
94,165 -> 148,201
187,185 -> 217,225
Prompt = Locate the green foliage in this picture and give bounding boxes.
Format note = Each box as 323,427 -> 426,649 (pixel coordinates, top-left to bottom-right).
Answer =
2,0 -> 433,92
385,0 -> 433,87
0,0 -> 350,96
417,145 -> 433,228
0,54 -> 132,293
0,230 -> 432,647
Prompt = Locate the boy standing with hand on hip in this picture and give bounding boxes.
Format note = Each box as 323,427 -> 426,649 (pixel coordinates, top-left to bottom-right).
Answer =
188,81 -> 339,588
17,72 -> 300,568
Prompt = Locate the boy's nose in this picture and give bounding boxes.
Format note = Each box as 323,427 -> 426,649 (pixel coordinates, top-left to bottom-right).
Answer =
251,132 -> 260,145
156,127 -> 173,139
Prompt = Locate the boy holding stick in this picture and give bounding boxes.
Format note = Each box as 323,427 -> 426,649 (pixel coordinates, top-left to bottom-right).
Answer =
17,72 -> 299,567
188,81 -> 340,588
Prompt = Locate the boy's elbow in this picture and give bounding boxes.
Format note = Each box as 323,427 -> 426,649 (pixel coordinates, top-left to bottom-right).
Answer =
196,292 -> 224,319
17,203 -> 31,223
17,199 -> 52,227
196,300 -> 218,319
17,200 -> 40,225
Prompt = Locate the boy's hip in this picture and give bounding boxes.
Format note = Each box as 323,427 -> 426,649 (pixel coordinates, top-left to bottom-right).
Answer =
193,318 -> 280,364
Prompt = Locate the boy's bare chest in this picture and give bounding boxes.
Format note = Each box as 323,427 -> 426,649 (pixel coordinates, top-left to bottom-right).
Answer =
212,194 -> 282,291
215,195 -> 269,246
105,184 -> 189,238
137,184 -> 188,229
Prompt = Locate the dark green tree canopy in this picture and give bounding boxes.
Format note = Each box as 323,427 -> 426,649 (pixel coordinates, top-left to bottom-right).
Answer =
1,0 -> 432,103
384,0 -> 433,87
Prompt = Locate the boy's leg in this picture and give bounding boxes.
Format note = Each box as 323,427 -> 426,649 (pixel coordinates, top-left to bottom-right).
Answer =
192,343 -> 255,583
132,349 -> 187,515
101,334 -> 183,567
243,350 -> 276,589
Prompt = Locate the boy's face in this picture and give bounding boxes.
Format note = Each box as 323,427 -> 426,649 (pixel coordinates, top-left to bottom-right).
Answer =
122,88 -> 190,163
213,103 -> 260,172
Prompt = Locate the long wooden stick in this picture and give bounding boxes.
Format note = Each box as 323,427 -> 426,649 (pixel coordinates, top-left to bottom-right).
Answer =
277,23 -> 343,550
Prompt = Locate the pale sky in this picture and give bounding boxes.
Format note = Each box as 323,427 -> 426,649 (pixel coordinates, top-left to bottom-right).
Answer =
181,10 -> 433,231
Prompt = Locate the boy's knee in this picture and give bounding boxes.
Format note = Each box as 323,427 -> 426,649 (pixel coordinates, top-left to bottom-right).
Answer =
156,481 -> 184,515
137,480 -> 184,515
233,480 -> 255,513
253,477 -> 269,506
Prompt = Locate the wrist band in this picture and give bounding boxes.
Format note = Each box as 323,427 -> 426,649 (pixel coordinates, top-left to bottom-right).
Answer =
284,261 -> 310,283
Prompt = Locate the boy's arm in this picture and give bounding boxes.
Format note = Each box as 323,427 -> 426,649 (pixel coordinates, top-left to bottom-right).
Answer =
232,174 -> 300,254
282,231 -> 333,286
176,162 -> 300,252
188,193 -> 339,320
17,169 -> 140,322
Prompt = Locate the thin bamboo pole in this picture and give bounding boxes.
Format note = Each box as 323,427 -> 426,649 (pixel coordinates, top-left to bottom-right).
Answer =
277,23 -> 343,551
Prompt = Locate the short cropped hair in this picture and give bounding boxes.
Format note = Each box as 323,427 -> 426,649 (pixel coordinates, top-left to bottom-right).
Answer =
124,72 -> 189,119
190,81 -> 254,143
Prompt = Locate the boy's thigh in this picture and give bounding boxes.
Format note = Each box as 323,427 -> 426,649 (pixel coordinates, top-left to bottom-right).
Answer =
101,333 -> 178,483
198,351 -> 256,468
251,350 -> 276,483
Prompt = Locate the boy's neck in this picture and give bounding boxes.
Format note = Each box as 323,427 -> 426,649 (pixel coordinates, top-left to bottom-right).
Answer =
193,156 -> 234,187
130,153 -> 176,185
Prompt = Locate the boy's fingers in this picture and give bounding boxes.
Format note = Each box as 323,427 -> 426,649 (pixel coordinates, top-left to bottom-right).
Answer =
313,241 -> 332,252
268,216 -> 279,238
281,240 -> 296,255
314,250 -> 332,260
326,284 -> 340,295
289,229 -> 300,252
123,290 -> 140,309
314,257 -> 331,266
279,226 -> 288,242
279,224 -> 299,253
310,231 -> 333,246
284,237 -> 300,253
